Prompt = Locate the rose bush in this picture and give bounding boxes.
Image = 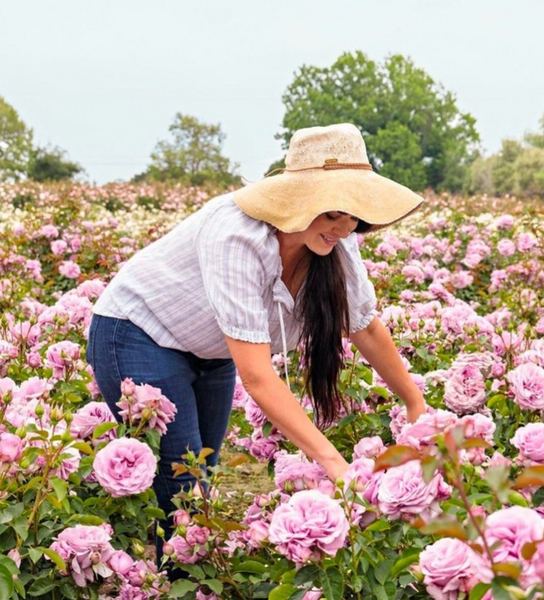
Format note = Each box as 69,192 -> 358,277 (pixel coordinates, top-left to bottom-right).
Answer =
0,183 -> 543,599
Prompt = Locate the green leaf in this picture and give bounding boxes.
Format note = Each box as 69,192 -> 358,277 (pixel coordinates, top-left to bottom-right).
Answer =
50,477 -> 67,503
374,559 -> 394,585
28,547 -> 42,564
143,506 -> 166,519
204,579 -> 223,594
269,584 -> 297,600
92,421 -> 118,439
71,441 -> 94,455
391,548 -> 421,578
0,564 -> 14,600
169,579 -> 198,597
68,514 -> 105,526
27,574 -> 56,596
293,564 -> 320,586
370,386 -> 390,400
469,583 -> 492,600
37,547 -> 67,571
320,567 -> 344,600
235,560 -> 267,575
366,519 -> 391,532
491,578 -> 517,600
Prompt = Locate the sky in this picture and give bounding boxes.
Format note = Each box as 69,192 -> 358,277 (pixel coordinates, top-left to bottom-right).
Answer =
1,0 -> 543,184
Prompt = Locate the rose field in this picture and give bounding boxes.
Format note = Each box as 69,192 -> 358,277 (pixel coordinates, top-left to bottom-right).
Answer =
1,181 -> 544,600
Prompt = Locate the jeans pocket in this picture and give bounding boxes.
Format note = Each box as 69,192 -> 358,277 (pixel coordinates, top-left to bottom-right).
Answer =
85,315 -> 99,367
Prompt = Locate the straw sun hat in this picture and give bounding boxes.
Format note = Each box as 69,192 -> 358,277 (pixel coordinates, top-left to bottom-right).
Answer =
233,123 -> 424,233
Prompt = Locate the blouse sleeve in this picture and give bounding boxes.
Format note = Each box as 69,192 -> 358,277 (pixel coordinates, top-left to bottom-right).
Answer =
338,234 -> 378,332
194,214 -> 272,344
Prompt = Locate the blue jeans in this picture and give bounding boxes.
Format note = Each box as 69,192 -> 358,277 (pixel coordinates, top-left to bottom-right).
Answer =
86,315 -> 236,550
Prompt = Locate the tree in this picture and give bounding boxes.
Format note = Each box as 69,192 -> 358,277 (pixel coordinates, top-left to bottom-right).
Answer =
28,146 -> 83,182
276,52 -> 480,191
0,95 -> 33,181
524,113 -> 544,149
143,114 -> 239,187
492,139 -> 523,195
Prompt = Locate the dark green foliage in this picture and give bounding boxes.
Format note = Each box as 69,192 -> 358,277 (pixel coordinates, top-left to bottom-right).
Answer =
276,51 -> 480,191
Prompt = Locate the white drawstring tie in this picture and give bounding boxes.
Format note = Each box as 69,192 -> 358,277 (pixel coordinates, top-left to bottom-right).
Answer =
277,301 -> 291,390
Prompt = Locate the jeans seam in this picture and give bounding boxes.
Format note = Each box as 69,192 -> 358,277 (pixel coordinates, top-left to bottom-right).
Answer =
109,318 -> 124,388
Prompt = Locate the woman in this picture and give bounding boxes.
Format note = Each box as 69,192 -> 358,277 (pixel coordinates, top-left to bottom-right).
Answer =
86,122 -> 426,538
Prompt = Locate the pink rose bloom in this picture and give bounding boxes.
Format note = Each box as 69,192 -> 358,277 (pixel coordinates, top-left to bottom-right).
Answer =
451,271 -> 474,290
45,340 -> 81,379
488,451 -> 512,468
511,423 -> 544,465
507,363 -> 544,410
0,432 -> 23,463
533,542 -> 544,581
76,279 -> 107,300
59,260 -> 81,279
396,409 -> 458,449
517,232 -> 537,253
93,437 -> 157,497
231,375 -> 249,409
483,506 -> 544,586
377,460 -> 451,520
109,550 -> 135,577
196,590 -> 220,600
247,428 -> 282,461
169,525 -> 210,564
444,364 -> 487,414
344,457 -> 383,508
243,518 -> 269,549
402,264 -> 425,285
53,446 -> 81,480
268,490 -> 349,563
495,214 -> 515,230
301,591 -> 323,600
274,451 -> 328,493
51,240 -> 68,255
38,224 -> 59,238
244,396 -> 268,428
353,436 -> 385,460
71,401 -> 117,443
497,238 -> 516,257
49,524 -> 115,587
13,376 -> 52,402
117,381 -> 177,435
420,537 -> 492,600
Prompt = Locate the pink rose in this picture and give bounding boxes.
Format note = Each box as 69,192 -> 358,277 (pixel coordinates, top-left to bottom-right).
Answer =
117,382 -> 177,435
273,451 -> 328,493
244,396 -> 268,428
49,524 -> 115,587
377,460 -> 451,520
497,238 -> 516,257
93,438 -> 157,497
109,550 -> 135,577
396,409 -> 458,449
71,401 -> 117,443
232,375 -> 249,409
444,364 -> 486,414
268,490 -> 349,563
169,525 -> 210,564
51,240 -> 68,255
507,363 -> 544,410
353,436 -> 385,459
420,538 -> 492,600
511,423 -> 544,465
484,506 -> 544,561
0,432 -> 23,463
59,260 -> 81,279
45,340 -> 82,380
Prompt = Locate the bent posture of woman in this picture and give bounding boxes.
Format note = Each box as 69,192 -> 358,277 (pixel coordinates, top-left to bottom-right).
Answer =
86,123 -> 426,543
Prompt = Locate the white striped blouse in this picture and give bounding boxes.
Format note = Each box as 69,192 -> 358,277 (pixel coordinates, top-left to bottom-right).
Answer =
93,193 -> 377,359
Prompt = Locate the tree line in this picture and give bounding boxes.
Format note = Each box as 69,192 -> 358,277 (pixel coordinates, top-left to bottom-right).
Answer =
1,51 -> 543,197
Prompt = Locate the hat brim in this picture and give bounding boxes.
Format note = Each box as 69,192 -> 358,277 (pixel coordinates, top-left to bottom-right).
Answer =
233,168 -> 424,233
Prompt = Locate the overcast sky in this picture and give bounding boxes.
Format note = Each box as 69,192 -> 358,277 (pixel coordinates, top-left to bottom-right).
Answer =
1,0 -> 543,184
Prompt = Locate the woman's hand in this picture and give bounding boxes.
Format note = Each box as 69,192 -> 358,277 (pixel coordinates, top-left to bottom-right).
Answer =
224,335 -> 349,482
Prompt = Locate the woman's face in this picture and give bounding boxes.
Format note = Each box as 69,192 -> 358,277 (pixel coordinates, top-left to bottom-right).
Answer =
300,211 -> 359,256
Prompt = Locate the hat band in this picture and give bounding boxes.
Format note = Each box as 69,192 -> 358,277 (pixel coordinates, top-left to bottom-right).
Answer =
266,162 -> 373,178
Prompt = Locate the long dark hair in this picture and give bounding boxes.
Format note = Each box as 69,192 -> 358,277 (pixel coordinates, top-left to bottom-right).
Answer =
297,248 -> 350,428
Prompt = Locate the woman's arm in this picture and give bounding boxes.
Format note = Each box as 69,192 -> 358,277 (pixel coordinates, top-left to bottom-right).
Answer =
349,316 -> 426,423
225,336 -> 350,481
